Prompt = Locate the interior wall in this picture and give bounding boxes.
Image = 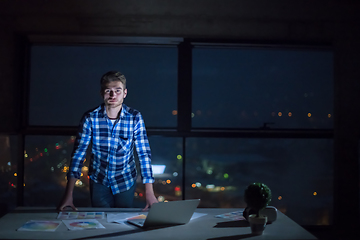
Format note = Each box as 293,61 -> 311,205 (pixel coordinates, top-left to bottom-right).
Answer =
0,0 -> 359,238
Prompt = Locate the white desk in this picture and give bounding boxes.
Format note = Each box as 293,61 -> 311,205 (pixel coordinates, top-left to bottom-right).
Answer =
0,207 -> 317,240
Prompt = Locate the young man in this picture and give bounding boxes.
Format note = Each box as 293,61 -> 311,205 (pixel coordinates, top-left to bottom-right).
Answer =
58,71 -> 157,210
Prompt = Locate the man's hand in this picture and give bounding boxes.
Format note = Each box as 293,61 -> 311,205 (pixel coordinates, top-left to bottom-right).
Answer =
57,194 -> 78,211
143,183 -> 158,211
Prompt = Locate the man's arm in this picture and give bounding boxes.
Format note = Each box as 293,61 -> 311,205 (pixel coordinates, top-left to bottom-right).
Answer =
133,112 -> 158,210
58,114 -> 92,211
57,177 -> 78,211
143,183 -> 158,210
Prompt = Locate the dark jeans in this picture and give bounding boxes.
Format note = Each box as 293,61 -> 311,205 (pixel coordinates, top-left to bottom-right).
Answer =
90,179 -> 135,208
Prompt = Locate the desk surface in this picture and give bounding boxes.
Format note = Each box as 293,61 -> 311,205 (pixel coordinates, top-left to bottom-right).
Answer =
0,207 -> 317,240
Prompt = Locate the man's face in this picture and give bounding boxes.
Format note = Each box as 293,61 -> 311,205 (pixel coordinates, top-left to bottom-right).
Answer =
103,81 -> 127,108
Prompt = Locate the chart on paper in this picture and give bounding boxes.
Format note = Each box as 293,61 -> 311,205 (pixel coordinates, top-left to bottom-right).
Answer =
57,212 -> 105,219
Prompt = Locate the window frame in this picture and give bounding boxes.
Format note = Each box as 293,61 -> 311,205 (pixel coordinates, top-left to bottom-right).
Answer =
16,35 -> 334,227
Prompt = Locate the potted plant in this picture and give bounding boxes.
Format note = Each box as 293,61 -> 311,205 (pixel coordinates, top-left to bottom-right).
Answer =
244,182 -> 272,235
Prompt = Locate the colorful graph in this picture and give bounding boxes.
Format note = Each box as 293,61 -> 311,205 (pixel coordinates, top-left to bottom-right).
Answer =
69,221 -> 97,228
17,220 -> 61,231
62,219 -> 105,230
57,212 -> 105,219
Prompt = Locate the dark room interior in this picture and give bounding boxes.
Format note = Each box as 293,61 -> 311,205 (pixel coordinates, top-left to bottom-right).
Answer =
0,1 -> 360,239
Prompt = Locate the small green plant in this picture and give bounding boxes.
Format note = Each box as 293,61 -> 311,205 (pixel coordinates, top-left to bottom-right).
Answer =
244,182 -> 272,217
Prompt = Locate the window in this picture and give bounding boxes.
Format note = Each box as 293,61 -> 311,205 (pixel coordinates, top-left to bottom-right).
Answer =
23,135 -> 183,207
0,135 -> 17,216
29,45 -> 178,127
192,46 -> 333,129
24,135 -> 90,207
21,38 -> 334,227
185,138 -> 333,225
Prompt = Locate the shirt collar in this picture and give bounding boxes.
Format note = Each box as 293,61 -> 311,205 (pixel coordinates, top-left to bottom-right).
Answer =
100,103 -> 128,119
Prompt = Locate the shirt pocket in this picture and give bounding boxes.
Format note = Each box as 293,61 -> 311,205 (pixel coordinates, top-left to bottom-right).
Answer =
116,135 -> 132,153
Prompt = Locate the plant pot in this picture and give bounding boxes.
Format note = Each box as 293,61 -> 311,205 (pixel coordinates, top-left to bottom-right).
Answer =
243,206 -> 277,223
248,214 -> 267,235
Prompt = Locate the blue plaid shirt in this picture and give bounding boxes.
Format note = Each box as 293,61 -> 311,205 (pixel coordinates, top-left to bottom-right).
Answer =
68,103 -> 154,194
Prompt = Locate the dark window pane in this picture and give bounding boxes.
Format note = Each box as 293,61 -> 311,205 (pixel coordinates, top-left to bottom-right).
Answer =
24,135 -> 91,207
0,135 -> 17,216
29,45 -> 177,127
24,135 -> 183,207
185,138 -> 333,225
192,47 -> 334,129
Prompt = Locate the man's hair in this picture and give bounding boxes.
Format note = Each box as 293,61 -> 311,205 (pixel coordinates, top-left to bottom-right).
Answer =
100,71 -> 127,94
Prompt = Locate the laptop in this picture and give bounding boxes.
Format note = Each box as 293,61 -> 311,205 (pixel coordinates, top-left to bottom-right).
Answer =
127,199 -> 200,228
